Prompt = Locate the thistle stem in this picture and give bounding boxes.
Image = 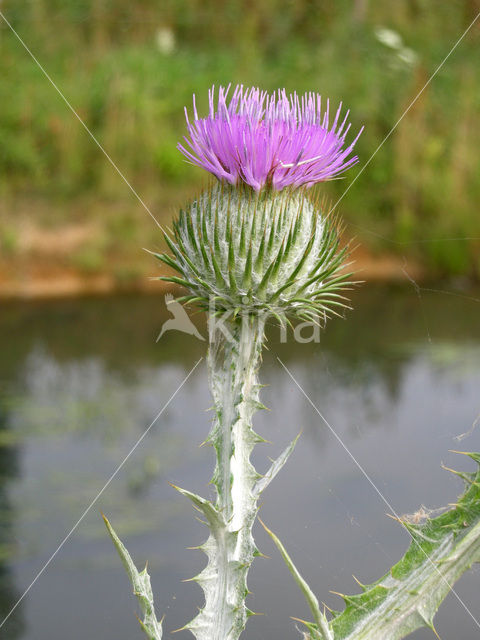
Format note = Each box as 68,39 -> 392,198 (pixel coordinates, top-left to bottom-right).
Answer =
200,313 -> 266,639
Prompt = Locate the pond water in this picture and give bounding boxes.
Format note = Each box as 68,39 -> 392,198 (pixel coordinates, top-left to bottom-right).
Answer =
0,285 -> 479,640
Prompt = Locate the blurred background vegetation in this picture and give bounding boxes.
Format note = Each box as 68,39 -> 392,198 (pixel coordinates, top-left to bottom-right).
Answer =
0,0 -> 479,281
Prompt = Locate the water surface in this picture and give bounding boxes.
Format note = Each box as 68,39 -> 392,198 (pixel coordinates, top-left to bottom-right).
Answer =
0,285 -> 479,639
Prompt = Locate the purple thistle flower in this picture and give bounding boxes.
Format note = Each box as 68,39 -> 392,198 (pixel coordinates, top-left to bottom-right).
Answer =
178,84 -> 363,191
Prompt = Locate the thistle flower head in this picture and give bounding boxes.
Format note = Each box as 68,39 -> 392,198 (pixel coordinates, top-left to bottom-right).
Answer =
178,84 -> 363,191
155,184 -> 354,324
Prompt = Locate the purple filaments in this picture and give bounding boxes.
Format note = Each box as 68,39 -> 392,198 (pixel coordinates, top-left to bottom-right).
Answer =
178,85 -> 363,191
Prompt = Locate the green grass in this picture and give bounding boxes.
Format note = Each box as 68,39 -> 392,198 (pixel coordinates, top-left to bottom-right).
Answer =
1,0 -> 479,277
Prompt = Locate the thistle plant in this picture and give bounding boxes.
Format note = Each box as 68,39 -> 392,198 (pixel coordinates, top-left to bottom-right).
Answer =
104,85 -> 480,640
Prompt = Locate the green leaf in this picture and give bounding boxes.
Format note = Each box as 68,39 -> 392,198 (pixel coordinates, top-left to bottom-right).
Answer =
266,452 -> 480,640
260,519 -> 333,640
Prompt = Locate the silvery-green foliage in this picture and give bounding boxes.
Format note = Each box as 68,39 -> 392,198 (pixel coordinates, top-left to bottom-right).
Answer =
148,183 -> 351,639
103,515 -> 163,640
148,182 -> 350,639
105,167 -> 480,640
155,183 -> 353,323
264,452 -> 480,640
175,316 -> 298,640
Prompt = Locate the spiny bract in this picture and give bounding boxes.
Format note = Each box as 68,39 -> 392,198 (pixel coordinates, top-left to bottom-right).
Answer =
155,182 -> 354,324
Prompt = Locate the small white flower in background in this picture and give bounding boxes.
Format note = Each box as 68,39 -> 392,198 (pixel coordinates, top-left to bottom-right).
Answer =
397,47 -> 418,67
375,27 -> 403,49
375,26 -> 419,69
156,26 -> 175,54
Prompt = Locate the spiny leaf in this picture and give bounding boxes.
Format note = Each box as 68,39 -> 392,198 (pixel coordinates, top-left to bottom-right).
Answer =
170,485 -> 225,531
252,434 -> 300,499
260,519 -> 333,640
103,515 -> 163,640
268,452 -> 480,640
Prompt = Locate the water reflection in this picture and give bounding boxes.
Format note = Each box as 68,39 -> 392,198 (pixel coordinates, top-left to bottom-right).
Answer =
0,395 -> 24,639
0,286 -> 479,639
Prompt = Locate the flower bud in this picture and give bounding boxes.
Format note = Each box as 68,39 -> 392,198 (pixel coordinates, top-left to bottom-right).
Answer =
156,182 -> 352,324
